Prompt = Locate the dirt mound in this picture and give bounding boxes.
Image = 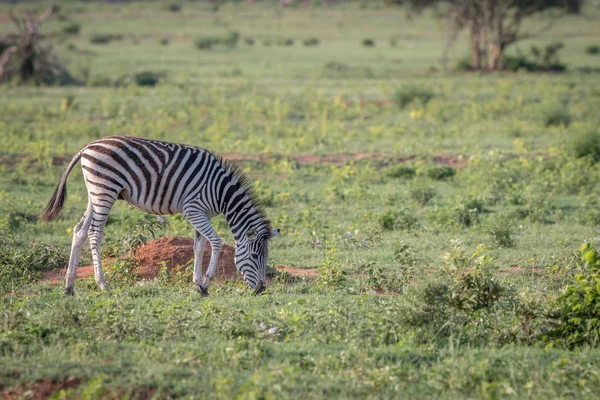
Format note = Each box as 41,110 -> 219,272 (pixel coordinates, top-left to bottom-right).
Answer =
135,236 -> 238,281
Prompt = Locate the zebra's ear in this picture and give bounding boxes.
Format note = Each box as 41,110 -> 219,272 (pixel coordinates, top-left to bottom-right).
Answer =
246,229 -> 258,241
270,228 -> 280,239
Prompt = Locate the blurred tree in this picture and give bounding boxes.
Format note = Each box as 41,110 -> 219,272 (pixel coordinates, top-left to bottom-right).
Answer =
389,0 -> 584,70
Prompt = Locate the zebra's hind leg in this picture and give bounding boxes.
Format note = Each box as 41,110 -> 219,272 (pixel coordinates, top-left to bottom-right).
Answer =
183,208 -> 221,296
87,197 -> 116,291
193,230 -> 207,291
65,202 -> 94,296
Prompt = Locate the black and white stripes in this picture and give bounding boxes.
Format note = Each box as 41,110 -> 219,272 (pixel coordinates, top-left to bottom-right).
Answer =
42,135 -> 279,296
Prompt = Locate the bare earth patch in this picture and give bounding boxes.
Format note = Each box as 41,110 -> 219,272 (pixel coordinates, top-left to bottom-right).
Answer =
41,236 -> 316,285
2,378 -> 80,400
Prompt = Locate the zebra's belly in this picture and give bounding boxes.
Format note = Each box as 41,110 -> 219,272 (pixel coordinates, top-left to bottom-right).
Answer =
119,189 -> 181,215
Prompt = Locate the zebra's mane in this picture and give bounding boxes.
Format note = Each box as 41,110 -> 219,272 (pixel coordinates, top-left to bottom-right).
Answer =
213,153 -> 273,237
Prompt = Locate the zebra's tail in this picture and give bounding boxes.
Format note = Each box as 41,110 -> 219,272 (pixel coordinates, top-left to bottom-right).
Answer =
41,148 -> 85,222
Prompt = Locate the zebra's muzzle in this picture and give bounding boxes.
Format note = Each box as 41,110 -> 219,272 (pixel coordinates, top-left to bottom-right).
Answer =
254,280 -> 266,295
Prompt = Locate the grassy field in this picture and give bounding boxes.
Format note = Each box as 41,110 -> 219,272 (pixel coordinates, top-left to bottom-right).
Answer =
2,1 -> 600,398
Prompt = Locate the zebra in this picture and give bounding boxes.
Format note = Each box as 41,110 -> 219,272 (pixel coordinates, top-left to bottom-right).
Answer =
41,135 -> 279,296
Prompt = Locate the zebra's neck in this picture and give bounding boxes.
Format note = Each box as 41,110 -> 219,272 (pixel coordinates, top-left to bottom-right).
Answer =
218,167 -> 270,243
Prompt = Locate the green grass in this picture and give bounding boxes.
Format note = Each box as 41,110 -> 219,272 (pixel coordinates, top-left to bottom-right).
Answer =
2,1 -> 600,398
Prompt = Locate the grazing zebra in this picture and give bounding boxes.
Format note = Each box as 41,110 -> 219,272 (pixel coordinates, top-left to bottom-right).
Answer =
41,135 -> 279,296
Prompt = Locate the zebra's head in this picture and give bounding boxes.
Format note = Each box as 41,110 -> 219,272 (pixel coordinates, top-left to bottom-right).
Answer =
235,227 -> 280,294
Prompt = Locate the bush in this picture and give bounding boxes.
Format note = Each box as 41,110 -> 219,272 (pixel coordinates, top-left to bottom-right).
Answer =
134,71 -> 161,87
245,37 -> 255,46
303,37 -> 320,47
388,164 -> 416,178
62,22 -> 81,35
393,86 -> 435,108
159,38 -> 170,46
570,130 -> 600,163
423,165 -> 456,180
377,208 -> 418,231
542,103 -> 571,127
278,38 -> 294,47
222,31 -> 240,48
195,37 -> 215,50
586,45 -> 600,55
548,243 -> 600,347
167,2 -> 182,12
410,186 -> 436,206
89,33 -> 122,45
362,38 -> 375,47
486,216 -> 516,248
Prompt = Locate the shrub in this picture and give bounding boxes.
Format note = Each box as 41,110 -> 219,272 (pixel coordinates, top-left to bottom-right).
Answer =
362,38 -> 375,47
167,2 -> 182,12
423,165 -> 455,180
548,243 -> 600,347
159,38 -> 170,46
486,216 -> 516,248
195,37 -> 215,50
134,71 -> 161,87
570,129 -> 600,163
303,37 -> 320,47
393,86 -> 435,108
586,45 -> 600,55
388,164 -> 416,178
377,208 -> 418,231
245,37 -> 255,46
62,22 -> 81,35
89,33 -> 122,45
410,186 -> 436,206
222,31 -> 240,48
317,249 -> 346,289
542,103 -> 571,127
455,57 -> 473,71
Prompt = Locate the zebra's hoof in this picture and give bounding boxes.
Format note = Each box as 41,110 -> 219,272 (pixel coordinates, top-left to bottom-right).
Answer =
197,285 -> 209,297
65,286 -> 74,296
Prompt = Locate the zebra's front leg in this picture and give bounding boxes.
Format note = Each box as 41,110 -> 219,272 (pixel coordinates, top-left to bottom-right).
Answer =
193,230 -> 207,289
183,208 -> 221,296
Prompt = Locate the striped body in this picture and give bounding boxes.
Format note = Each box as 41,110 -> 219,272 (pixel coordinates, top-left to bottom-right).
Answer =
42,135 -> 279,295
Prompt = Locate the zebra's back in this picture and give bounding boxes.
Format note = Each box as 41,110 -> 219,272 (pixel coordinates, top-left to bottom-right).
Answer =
81,135 -> 217,215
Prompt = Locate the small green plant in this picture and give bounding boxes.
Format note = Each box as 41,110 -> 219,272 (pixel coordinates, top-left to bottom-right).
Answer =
89,33 -> 122,45
159,38 -> 170,46
317,249 -> 346,288
361,263 -> 404,293
195,37 -> 215,50
166,2 -> 182,12
377,208 -> 418,231
586,45 -> 600,55
278,38 -> 294,46
393,86 -> 435,108
410,186 -> 436,206
245,37 -> 255,46
222,31 -> 240,48
570,129 -> 600,163
62,22 -> 81,35
394,241 -> 417,266
542,103 -> 571,127
423,165 -> 456,180
362,38 -> 375,47
549,243 -> 600,347
486,216 -> 516,248
303,37 -> 320,47
388,164 -> 416,178
134,71 -> 161,87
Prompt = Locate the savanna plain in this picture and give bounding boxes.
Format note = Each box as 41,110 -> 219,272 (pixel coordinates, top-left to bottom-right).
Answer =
2,1 -> 600,398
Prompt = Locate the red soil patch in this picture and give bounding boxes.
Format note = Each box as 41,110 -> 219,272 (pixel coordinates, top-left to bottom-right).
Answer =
41,236 -> 316,286
2,378 -> 81,400
505,265 -> 545,274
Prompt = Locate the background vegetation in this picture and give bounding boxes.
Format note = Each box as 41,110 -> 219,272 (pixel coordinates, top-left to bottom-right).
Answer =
1,0 -> 600,398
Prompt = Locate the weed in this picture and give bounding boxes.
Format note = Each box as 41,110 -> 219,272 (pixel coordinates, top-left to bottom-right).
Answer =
62,23 -> 81,36
377,208 -> 418,231
362,38 -> 375,47
134,71 -> 161,87
159,38 -> 170,46
393,86 -> 435,108
410,186 -> 436,206
388,164 -> 416,178
570,129 -> 600,163
586,45 -> 600,55
317,249 -> 346,289
167,3 -> 182,12
245,37 -> 255,46
195,37 -> 215,50
89,33 -> 122,45
303,37 -> 320,47
542,102 -> 571,127
485,215 -> 516,248
423,165 -> 456,180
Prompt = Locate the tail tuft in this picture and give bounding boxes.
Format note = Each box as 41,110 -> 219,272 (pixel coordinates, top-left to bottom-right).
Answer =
41,177 -> 67,222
